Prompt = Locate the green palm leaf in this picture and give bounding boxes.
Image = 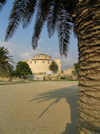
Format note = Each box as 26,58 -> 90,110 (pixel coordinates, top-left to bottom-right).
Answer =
32,0 -> 52,49
22,0 -> 37,28
5,0 -> 75,56
57,7 -> 72,56
0,0 -> 6,11
5,0 -> 27,41
0,46 -> 14,78
47,0 -> 62,38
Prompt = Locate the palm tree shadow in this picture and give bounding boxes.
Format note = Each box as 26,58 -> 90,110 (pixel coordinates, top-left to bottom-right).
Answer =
29,85 -> 78,134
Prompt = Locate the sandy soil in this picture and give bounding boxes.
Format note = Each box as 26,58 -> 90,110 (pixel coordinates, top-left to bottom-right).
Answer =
0,81 -> 78,134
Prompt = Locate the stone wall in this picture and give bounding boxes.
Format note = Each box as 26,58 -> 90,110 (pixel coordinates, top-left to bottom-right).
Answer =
0,77 -> 24,82
63,66 -> 75,75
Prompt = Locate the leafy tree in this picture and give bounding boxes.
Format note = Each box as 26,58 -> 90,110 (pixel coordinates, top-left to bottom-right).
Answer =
15,61 -> 32,78
72,62 -> 80,79
49,61 -> 58,73
74,62 -> 79,73
0,46 -> 14,81
5,0 -> 100,133
73,62 -> 80,74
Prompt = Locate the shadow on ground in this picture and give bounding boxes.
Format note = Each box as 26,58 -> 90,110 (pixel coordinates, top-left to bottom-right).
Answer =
29,85 -> 79,134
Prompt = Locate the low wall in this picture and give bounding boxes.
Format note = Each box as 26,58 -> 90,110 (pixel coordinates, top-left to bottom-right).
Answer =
63,67 -> 75,75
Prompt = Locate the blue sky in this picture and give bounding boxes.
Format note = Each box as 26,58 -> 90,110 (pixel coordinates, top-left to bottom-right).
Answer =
0,1 -> 78,70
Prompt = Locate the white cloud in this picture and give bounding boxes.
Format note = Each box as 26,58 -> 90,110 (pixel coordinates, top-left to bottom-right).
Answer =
61,56 -> 78,70
0,40 -> 15,47
37,38 -> 42,43
0,40 -> 15,54
19,46 -> 43,60
45,51 -> 78,70
48,47 -> 52,50
20,52 -> 31,59
52,53 -> 78,70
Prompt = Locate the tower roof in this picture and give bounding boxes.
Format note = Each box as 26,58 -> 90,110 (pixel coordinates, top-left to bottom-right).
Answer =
33,53 -> 51,60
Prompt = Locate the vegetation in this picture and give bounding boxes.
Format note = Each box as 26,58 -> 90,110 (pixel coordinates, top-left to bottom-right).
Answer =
13,61 -> 32,78
74,62 -> 79,74
0,46 -> 14,81
72,62 -> 79,79
49,61 -> 58,73
60,76 -> 66,80
4,0 -> 100,133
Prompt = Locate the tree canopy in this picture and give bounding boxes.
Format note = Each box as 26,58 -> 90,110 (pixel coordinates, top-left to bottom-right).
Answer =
0,46 -> 14,79
49,61 -> 58,73
14,61 -> 32,77
74,62 -> 79,74
4,0 -> 78,56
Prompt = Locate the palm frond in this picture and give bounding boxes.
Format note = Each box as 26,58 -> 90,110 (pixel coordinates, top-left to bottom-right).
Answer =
32,10 -> 44,49
0,0 -> 6,11
38,0 -> 53,16
47,0 -> 62,38
86,0 -> 98,6
62,0 -> 78,14
32,0 -> 52,49
57,7 -> 72,56
5,0 -> 27,41
0,46 -> 14,77
22,0 -> 37,28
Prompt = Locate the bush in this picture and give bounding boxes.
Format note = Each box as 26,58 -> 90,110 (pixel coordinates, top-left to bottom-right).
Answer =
60,76 -> 66,79
49,61 -> 58,73
14,61 -> 32,78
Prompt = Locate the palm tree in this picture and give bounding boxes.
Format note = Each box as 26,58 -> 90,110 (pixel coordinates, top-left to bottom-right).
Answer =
0,46 -> 14,81
5,0 -> 100,133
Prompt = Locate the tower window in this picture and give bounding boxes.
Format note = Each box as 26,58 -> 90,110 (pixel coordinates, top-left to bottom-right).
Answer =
43,61 -> 44,63
35,61 -> 36,63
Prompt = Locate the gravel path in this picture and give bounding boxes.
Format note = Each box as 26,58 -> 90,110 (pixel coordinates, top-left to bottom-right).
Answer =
0,81 -> 78,134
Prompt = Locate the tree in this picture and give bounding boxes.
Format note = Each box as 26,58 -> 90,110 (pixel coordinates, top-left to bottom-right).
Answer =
49,61 -> 58,73
74,62 -> 79,73
0,46 -> 14,81
72,62 -> 80,79
5,0 -> 100,133
15,61 -> 32,78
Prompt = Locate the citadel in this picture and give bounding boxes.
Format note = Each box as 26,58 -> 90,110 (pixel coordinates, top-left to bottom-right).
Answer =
23,53 -> 61,74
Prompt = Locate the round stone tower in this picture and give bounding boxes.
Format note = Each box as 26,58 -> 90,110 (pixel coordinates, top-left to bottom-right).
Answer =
25,53 -> 61,74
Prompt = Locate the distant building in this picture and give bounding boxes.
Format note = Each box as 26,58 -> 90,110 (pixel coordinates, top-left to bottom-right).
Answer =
63,66 -> 75,75
23,53 -> 61,74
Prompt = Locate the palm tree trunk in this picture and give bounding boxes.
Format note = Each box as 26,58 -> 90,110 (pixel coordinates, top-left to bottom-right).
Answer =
1,68 -> 3,81
73,0 -> 100,133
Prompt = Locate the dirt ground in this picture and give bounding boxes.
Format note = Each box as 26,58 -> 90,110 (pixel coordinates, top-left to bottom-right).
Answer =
0,81 -> 78,134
